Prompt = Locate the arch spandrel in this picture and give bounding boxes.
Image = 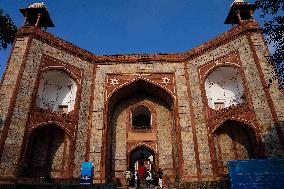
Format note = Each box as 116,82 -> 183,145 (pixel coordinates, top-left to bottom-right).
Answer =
40,66 -> 81,86
127,142 -> 157,155
107,77 -> 175,111
27,121 -> 75,141
106,73 -> 176,101
41,55 -> 83,85
211,118 -> 258,135
202,63 -> 241,81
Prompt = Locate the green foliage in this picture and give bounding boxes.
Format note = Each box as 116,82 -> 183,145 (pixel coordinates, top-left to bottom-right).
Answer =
0,8 -> 17,50
255,0 -> 284,88
263,16 -> 283,63
255,0 -> 283,15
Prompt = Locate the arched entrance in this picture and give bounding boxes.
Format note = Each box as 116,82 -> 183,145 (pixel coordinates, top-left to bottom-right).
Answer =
128,146 -> 156,173
22,124 -> 72,178
104,79 -> 178,183
213,120 -> 256,175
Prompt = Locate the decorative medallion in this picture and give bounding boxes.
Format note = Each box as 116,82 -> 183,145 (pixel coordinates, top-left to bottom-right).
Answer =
106,73 -> 175,99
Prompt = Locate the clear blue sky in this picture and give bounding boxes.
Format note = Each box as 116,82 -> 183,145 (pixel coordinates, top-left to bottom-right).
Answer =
0,0 -> 269,80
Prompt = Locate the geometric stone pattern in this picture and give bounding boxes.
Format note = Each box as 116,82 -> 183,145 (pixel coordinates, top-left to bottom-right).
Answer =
0,36 -> 30,135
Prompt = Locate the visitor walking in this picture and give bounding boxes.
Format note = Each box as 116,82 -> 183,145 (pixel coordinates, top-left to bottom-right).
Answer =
157,168 -> 163,189
145,169 -> 152,188
125,170 -> 131,188
134,170 -> 140,188
138,162 -> 146,181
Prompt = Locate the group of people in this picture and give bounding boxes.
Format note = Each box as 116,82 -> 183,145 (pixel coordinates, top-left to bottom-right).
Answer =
126,167 -> 164,188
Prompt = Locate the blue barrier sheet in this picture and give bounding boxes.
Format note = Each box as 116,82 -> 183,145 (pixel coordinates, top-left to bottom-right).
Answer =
228,159 -> 284,189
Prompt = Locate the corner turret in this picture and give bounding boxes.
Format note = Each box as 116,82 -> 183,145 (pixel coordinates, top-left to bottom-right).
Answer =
225,0 -> 256,25
20,2 -> 54,30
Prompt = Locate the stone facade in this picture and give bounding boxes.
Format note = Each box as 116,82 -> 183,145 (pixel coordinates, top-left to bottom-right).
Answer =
0,8 -> 283,186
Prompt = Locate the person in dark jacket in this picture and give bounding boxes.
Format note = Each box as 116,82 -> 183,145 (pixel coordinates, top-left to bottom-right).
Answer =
157,168 -> 163,189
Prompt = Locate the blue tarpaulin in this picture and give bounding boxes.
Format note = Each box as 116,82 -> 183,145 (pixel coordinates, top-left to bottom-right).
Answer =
228,159 -> 284,189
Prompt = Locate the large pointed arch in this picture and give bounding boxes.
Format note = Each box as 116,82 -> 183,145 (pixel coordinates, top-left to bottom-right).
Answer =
21,123 -> 74,178
212,118 -> 258,136
203,64 -> 241,80
41,66 -> 81,86
127,142 -> 157,154
101,78 -> 180,182
28,121 -> 75,140
211,119 -> 260,175
107,78 -> 175,111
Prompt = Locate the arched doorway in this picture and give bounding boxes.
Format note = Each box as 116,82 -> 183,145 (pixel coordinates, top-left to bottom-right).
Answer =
128,146 -> 156,173
213,120 -> 256,175
23,124 -> 72,178
104,79 -> 177,182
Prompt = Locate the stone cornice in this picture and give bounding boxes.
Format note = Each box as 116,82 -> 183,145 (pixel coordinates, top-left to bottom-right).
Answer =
16,26 -> 96,63
184,21 -> 261,59
16,21 -> 262,64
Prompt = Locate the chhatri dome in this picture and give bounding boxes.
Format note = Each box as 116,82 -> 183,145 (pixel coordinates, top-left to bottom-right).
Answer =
28,2 -> 47,10
20,2 -> 54,28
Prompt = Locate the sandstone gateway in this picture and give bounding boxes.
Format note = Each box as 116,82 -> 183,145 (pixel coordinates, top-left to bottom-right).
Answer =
0,1 -> 284,186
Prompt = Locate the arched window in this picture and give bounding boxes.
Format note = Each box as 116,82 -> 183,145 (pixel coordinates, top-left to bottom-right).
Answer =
36,70 -> 77,113
205,66 -> 246,110
132,105 -> 151,129
129,146 -> 155,172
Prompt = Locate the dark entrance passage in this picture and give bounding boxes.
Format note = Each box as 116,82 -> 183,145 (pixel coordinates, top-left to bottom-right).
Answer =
105,79 -> 177,182
22,124 -> 71,178
128,146 -> 155,173
213,120 -> 256,175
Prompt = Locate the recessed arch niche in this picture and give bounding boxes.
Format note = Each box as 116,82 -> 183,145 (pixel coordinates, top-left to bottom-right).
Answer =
128,145 -> 156,173
36,70 -> 77,113
213,120 -> 256,175
104,79 -> 177,184
205,66 -> 246,110
22,124 -> 72,178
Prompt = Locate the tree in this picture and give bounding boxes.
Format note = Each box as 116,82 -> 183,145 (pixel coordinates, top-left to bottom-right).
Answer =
0,8 -> 17,51
255,0 -> 284,88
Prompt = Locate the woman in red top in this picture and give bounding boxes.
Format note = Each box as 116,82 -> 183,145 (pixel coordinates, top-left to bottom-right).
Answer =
138,164 -> 145,180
